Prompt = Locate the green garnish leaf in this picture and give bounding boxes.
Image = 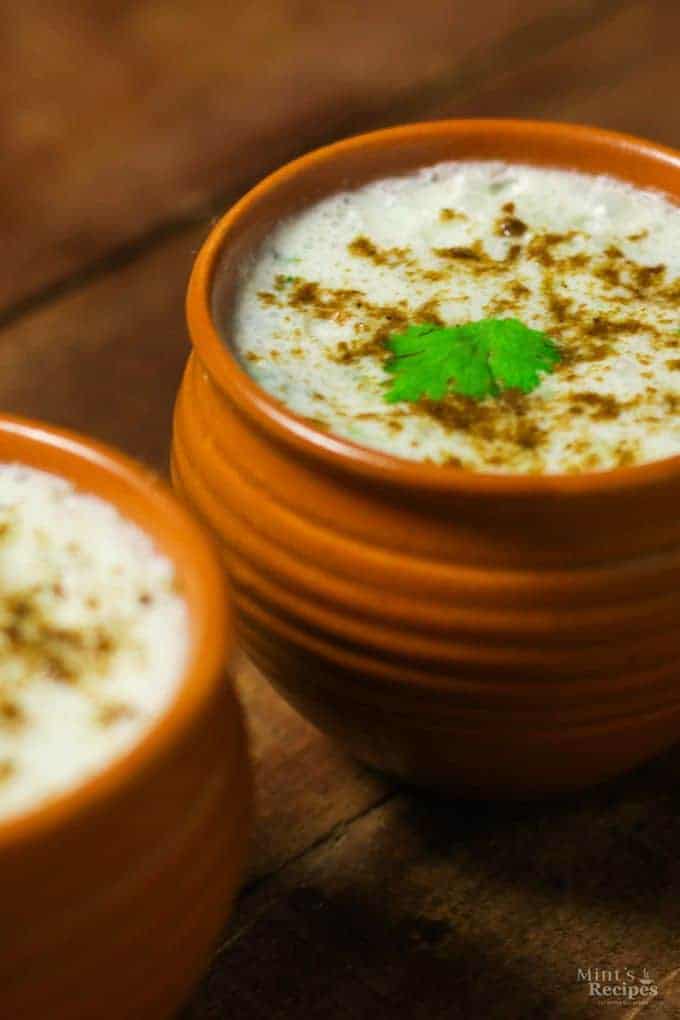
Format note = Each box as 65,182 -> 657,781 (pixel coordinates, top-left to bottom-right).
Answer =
384,318 -> 560,403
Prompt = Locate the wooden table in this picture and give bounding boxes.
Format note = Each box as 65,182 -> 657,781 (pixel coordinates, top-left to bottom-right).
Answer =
4,3 -> 680,1015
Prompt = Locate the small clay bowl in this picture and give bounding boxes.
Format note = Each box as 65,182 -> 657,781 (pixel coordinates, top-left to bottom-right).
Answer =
0,415 -> 251,1019
173,120 -> 680,797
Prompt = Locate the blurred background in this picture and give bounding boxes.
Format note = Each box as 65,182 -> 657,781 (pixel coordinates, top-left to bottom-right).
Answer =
4,5 -> 680,1017
1,0 -> 678,468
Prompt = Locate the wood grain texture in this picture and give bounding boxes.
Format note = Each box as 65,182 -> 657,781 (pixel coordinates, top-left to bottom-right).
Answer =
1,0 -> 579,314
416,0 -> 680,146
0,225 -> 205,468
3,0 -> 680,1016
235,656 -> 391,884
0,0 -> 622,315
184,740 -> 680,1019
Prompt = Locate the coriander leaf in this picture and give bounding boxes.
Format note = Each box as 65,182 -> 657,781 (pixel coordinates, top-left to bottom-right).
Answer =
384,318 -> 560,403
384,323 -> 492,401
486,318 -> 561,392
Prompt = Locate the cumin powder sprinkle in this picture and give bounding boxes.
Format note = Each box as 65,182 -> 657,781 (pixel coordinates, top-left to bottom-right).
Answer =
236,162 -> 680,472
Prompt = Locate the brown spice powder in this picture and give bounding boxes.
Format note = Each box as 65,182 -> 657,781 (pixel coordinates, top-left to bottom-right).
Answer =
255,218 -> 679,471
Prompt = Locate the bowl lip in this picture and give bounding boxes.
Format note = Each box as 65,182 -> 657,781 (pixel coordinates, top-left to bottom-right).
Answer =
187,117 -> 680,498
0,414 -> 232,853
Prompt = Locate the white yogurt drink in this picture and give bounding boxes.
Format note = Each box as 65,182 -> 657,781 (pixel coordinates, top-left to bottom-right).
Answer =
232,162 -> 680,473
0,464 -> 188,821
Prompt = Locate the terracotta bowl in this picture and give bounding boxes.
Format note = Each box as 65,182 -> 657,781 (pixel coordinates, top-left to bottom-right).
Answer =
172,120 -> 680,797
0,416 -> 251,1019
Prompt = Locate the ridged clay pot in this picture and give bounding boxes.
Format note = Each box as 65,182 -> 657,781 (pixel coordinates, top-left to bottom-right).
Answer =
0,415 -> 251,1019
173,120 -> 680,797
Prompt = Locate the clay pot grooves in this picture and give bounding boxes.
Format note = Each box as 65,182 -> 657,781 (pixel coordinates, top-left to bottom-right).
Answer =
0,415 -> 252,1020
174,120 -> 680,796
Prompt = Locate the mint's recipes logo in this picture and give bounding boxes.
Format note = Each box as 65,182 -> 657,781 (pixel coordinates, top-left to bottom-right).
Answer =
577,967 -> 658,1005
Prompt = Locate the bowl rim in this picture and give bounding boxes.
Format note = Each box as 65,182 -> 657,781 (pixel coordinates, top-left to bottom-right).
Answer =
187,117 -> 680,497
0,414 -> 231,852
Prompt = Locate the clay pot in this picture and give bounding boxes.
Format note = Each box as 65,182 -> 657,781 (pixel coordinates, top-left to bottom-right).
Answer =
173,120 -> 680,797
0,415 -> 251,1019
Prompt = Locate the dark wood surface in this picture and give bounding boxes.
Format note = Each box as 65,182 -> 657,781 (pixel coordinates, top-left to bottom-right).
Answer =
3,2 -> 680,1016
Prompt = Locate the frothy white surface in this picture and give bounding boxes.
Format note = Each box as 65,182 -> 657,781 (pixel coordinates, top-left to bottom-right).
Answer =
0,464 -> 189,822
231,161 -> 680,473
